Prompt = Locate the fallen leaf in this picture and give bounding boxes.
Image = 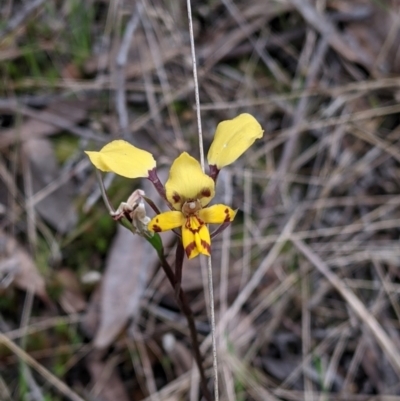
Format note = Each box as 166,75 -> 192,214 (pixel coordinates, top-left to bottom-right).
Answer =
84,170 -> 173,348
0,230 -> 47,299
22,138 -> 77,233
93,224 -> 155,348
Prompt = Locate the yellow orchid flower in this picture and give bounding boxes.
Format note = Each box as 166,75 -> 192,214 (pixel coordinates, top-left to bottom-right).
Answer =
85,113 -> 262,259
147,153 -> 236,259
207,113 -> 263,170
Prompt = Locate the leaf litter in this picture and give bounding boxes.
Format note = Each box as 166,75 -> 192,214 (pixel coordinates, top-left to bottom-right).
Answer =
2,0 -> 400,400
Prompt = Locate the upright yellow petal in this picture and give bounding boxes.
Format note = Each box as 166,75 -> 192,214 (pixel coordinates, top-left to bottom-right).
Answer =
165,152 -> 215,209
85,140 -> 156,178
148,211 -> 184,232
182,216 -> 211,259
198,204 -> 237,224
207,114 -> 263,169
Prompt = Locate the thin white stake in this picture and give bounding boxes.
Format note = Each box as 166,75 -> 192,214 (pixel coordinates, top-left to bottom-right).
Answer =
186,0 -> 205,171
186,1 -> 219,400
207,256 -> 219,401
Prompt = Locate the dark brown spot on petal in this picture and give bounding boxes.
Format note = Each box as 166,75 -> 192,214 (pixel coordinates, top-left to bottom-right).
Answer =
201,188 -> 211,197
224,208 -> 231,222
152,225 -> 162,232
201,240 -> 211,253
185,241 -> 196,258
172,192 -> 181,203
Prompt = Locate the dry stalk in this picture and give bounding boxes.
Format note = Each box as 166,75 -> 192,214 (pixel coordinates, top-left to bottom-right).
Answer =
186,0 -> 218,399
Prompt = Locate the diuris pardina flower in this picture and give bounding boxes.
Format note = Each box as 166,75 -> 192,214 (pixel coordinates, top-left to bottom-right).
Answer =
85,113 -> 263,259
149,152 -> 236,258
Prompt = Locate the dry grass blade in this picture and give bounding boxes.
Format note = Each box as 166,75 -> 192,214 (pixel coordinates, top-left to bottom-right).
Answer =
293,239 -> 400,377
115,4 -> 142,137
0,0 -> 46,40
288,0 -> 371,66
201,210 -> 299,353
0,333 -> 85,401
4,0 -> 400,399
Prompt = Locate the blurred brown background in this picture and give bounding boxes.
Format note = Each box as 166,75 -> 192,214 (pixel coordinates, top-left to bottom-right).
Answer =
2,0 -> 400,400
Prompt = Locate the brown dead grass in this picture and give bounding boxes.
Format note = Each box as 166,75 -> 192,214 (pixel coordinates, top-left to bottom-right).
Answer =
2,0 -> 400,400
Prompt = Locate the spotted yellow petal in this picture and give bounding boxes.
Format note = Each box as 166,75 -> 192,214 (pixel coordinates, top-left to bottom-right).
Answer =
166,152 -> 215,210
85,140 -> 156,178
182,216 -> 211,259
148,211 -> 184,232
207,113 -> 263,169
199,204 -> 237,224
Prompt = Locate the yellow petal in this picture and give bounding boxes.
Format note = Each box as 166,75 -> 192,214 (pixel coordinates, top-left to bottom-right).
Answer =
207,113 -> 263,169
85,140 -> 156,178
166,152 -> 215,210
148,211 -> 184,232
182,216 -> 211,259
194,224 -> 211,257
199,204 -> 237,224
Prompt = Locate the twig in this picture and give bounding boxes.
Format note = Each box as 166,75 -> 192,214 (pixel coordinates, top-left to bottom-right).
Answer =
263,37 -> 328,205
221,0 -> 290,85
141,0 -> 185,149
115,4 -> 142,137
293,238 -> 400,377
288,0 -> 371,67
0,333 -> 85,401
200,210 -> 300,354
0,100 -> 107,145
0,0 -> 46,42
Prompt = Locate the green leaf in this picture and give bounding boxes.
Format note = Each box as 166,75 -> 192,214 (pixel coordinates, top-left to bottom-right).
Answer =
146,232 -> 164,255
